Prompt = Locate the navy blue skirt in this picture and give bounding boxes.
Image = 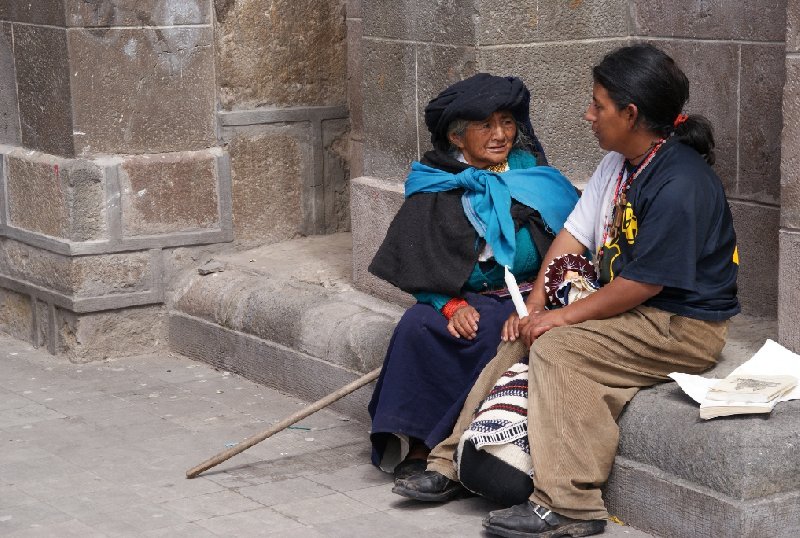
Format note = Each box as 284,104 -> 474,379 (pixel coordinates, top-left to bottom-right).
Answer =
368,292 -> 517,469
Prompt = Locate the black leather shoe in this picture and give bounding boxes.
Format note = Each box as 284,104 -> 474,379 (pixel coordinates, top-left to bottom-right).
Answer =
393,458 -> 427,481
392,471 -> 467,502
483,501 -> 606,537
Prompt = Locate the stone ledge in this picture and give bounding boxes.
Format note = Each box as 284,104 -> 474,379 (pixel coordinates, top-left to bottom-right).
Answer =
0,270 -> 163,314
606,457 -> 800,538
169,312 -> 375,422
166,232 -> 791,538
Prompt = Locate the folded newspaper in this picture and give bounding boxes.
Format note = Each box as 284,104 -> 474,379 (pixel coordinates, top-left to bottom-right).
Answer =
669,339 -> 800,419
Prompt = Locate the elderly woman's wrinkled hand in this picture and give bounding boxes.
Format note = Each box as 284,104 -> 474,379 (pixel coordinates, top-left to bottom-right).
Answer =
447,305 -> 480,340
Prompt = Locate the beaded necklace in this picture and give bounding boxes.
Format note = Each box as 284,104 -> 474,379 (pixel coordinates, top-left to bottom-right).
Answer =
598,139 -> 665,255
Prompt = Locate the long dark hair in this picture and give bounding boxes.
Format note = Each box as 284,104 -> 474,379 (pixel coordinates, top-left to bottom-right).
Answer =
592,43 -> 715,164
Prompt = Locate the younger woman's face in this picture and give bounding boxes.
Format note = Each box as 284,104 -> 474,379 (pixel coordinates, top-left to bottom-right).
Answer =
584,82 -> 633,153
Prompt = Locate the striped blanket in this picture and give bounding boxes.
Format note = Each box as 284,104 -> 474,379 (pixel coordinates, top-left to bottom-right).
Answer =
455,358 -> 534,506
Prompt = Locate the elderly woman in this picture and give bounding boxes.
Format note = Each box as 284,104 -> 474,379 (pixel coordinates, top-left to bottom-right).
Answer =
395,45 -> 739,538
367,74 -> 579,480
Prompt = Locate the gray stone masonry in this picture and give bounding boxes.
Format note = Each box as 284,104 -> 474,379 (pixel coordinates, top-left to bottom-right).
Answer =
0,0 -> 350,358
168,232 -> 796,537
0,333 -> 654,537
780,0 -> 800,352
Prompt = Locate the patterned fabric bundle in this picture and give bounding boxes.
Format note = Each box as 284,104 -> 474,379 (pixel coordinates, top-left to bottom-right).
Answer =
455,358 -> 534,507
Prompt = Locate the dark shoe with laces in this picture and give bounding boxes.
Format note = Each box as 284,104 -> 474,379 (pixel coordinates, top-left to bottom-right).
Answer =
392,458 -> 428,481
392,470 -> 468,502
483,501 -> 606,537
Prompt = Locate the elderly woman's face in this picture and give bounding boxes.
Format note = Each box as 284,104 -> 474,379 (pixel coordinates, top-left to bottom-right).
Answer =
449,110 -> 516,169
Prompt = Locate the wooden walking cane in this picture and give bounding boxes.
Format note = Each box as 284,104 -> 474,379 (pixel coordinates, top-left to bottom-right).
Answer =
186,367 -> 381,479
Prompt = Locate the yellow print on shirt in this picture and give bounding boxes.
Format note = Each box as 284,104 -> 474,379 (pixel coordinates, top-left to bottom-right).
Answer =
622,202 -> 638,245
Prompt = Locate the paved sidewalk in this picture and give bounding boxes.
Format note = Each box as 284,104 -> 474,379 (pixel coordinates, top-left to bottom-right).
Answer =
0,335 -> 652,537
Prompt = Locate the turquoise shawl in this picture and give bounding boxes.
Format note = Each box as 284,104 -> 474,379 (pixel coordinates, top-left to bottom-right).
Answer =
404,151 -> 578,267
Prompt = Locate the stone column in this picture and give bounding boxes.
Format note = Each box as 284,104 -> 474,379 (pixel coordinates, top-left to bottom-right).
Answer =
780,1 -> 800,351
0,2 -> 228,360
0,1 -> 350,360
351,0 -> 787,319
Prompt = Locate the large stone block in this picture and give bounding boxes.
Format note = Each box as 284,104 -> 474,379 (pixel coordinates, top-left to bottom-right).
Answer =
55,305 -> 167,362
730,201 -> 779,318
738,44 -> 785,203
479,40 -> 619,184
350,176 -> 414,307
13,25 -> 74,157
322,119 -> 351,233
119,150 -> 221,236
350,139 -> 364,179
362,39 -> 418,179
779,231 -> 800,352
64,0 -> 211,27
477,0 -> 628,45
633,0 -> 787,41
215,0 -> 347,110
5,151 -> 105,241
363,0 -> 476,45
229,127 -> 305,243
416,43 -> 481,132
789,0 -> 800,52
618,382 -> 799,502
781,57 -> 800,230
0,287 -> 33,342
0,239 -> 156,298
347,17 -> 363,141
68,27 -> 215,155
654,40 -> 739,193
362,40 -> 478,180
346,0 -> 360,18
34,299 -> 49,349
0,22 -> 19,145
1,0 -> 66,26
607,455 -> 800,538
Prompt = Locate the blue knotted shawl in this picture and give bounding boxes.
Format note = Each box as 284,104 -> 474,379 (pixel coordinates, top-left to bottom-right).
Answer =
404,161 -> 578,268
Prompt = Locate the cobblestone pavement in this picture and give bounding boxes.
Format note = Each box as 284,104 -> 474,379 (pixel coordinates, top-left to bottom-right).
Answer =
0,335 -> 653,537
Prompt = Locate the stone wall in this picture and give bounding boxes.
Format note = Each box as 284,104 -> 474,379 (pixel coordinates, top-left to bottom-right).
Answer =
215,0 -> 350,241
351,0 -> 787,318
780,0 -> 800,351
0,0 -> 350,358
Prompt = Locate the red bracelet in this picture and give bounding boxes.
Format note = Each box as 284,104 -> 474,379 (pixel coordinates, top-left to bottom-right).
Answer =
442,298 -> 469,320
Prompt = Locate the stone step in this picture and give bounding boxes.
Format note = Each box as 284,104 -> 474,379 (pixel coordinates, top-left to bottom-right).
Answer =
168,232 -> 797,538
168,233 -> 404,423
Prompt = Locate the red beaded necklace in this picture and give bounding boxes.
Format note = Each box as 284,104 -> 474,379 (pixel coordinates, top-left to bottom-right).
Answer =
599,139 -> 665,253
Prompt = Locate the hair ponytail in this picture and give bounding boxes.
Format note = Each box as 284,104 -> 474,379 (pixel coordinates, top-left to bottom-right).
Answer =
673,114 -> 715,165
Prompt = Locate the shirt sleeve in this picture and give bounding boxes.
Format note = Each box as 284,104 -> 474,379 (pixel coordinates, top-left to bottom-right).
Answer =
564,152 -> 620,253
618,177 -> 698,290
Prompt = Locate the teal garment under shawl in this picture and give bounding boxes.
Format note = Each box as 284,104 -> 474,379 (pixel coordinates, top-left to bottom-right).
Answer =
405,149 -> 578,269
415,225 -> 540,311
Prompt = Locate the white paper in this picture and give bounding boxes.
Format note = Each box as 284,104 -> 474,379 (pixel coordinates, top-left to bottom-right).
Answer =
504,266 -> 529,319
669,339 -> 800,405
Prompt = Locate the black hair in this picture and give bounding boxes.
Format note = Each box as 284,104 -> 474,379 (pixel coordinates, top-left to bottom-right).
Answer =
592,43 -> 715,165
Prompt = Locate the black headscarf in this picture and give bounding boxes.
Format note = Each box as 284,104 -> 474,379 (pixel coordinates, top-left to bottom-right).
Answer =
369,73 -> 554,297
424,73 -> 544,161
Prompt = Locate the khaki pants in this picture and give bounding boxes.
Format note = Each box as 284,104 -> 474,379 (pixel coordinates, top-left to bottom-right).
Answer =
427,306 -> 728,520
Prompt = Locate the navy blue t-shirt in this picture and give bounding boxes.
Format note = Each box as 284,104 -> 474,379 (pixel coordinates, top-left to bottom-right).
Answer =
597,139 -> 739,321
